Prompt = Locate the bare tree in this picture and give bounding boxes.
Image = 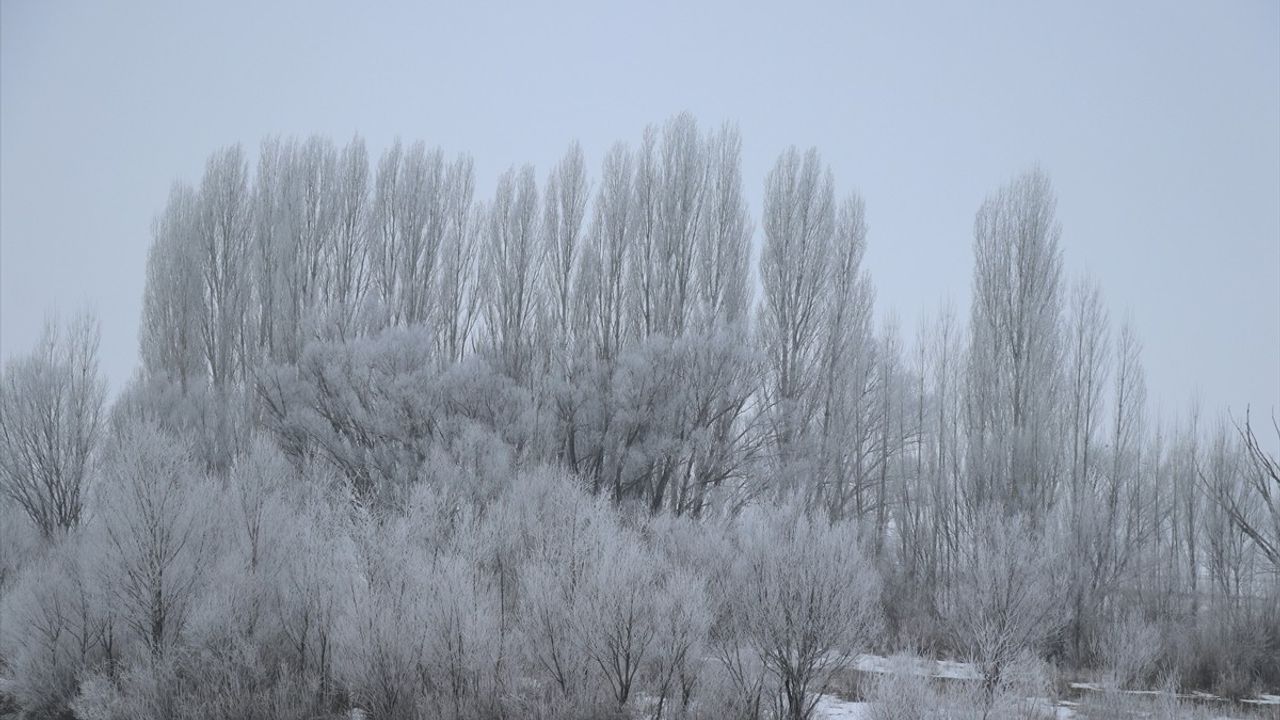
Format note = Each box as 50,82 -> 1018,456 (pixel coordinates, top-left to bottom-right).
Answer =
0,313 -> 106,537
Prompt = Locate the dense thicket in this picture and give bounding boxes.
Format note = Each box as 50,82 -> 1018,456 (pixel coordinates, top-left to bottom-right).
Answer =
1,114 -> 1276,719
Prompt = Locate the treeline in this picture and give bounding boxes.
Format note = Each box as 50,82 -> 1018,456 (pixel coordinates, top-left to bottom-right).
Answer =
0,113 -> 1277,719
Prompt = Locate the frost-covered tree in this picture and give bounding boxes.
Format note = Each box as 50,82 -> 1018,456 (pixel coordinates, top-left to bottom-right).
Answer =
0,533 -> 112,715
758,147 -> 836,493
967,168 -> 1065,517
436,154 -> 480,364
813,194 -> 878,520
596,331 -> 759,514
323,135 -> 373,334
141,183 -> 205,387
197,144 -> 254,386
543,141 -> 590,349
942,508 -> 1066,696
96,421 -> 213,658
655,112 -> 708,337
483,165 -> 542,380
715,510 -> 881,720
582,142 -> 634,364
0,313 -> 106,537
1063,277 -> 1111,660
1066,276 -> 1110,503
399,143 -> 447,327
629,126 -> 662,340
1206,412 -> 1280,571
695,122 -> 752,331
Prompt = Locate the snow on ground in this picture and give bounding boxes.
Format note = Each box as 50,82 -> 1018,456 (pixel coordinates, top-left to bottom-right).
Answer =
828,654 -> 1279,718
813,692 -> 1074,720
813,694 -> 872,720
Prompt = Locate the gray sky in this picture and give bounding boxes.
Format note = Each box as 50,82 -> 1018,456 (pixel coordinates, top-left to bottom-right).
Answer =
2,0 -> 1277,422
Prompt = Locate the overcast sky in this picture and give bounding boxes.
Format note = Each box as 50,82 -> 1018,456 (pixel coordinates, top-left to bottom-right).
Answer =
2,0 -> 1277,423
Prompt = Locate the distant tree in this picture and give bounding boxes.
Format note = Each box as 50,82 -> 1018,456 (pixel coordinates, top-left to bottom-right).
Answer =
600,330 -> 759,514
0,313 -> 106,537
256,326 -> 443,503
